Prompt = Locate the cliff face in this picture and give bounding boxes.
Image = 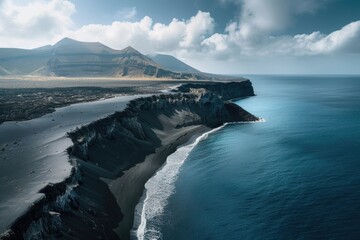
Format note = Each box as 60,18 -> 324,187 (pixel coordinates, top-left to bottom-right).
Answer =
176,80 -> 255,100
68,83 -> 258,239
69,91 -> 258,164
1,81 -> 258,240
67,89 -> 258,174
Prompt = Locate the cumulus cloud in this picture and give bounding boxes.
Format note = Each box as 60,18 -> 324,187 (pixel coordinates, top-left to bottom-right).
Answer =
200,20 -> 360,58
293,21 -> 360,54
180,12 -> 214,48
66,11 -> 215,54
222,0 -> 328,34
0,0 -> 359,63
199,0 -> 360,59
0,0 -> 75,48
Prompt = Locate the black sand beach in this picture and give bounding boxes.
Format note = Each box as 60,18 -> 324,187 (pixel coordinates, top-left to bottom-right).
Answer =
111,123 -> 210,239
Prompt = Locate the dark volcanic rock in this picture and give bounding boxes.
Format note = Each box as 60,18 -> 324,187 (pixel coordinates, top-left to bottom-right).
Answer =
176,80 -> 255,100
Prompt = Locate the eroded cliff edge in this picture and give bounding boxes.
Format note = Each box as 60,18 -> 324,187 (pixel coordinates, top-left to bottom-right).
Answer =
1,81 -> 258,240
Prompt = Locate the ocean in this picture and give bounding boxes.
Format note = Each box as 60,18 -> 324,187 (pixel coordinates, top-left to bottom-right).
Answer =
133,75 -> 360,239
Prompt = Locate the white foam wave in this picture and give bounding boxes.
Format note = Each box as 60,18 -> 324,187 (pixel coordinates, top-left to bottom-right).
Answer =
159,84 -> 182,93
229,117 -> 266,124
132,120 -> 265,240
131,126 -> 223,240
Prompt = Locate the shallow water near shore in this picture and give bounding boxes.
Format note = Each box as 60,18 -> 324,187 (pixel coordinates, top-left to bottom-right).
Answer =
136,75 -> 360,239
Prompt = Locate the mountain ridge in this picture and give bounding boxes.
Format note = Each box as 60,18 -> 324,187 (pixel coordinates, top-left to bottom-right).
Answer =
0,38 -> 213,80
148,54 -> 201,73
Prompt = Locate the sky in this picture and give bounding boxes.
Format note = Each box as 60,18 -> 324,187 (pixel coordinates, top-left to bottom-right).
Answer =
0,0 -> 359,74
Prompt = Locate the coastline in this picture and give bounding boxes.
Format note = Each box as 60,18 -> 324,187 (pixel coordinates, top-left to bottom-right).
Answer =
110,125 -> 210,239
0,75 -> 241,82
1,81 -> 258,239
132,119 -> 266,240
0,79 -> 248,124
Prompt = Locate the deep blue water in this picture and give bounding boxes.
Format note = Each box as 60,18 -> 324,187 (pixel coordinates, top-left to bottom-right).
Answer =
152,75 -> 360,239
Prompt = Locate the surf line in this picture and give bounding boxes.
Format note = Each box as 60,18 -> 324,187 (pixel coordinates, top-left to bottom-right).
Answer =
132,119 -> 265,240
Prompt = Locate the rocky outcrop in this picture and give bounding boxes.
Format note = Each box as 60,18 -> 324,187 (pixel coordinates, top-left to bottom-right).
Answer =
175,80 -> 255,100
69,91 -> 258,163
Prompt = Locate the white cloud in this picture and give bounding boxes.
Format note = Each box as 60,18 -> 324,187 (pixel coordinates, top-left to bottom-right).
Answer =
0,0 -> 75,48
200,20 -> 360,58
115,7 -> 137,20
0,0 -> 359,67
200,0 -> 331,57
197,0 -> 360,59
222,0 -> 328,34
295,21 -> 360,54
202,33 -> 228,51
148,19 -> 187,51
0,5 -> 214,54
68,16 -> 153,50
66,11 -> 215,54
263,20 -> 360,56
179,11 -> 214,48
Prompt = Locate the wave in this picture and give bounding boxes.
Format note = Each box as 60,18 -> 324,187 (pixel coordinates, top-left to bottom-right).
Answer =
228,117 -> 266,124
131,120 -> 264,240
159,84 -> 182,93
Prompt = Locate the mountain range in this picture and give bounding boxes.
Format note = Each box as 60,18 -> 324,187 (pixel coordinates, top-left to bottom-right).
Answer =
0,38 -> 214,79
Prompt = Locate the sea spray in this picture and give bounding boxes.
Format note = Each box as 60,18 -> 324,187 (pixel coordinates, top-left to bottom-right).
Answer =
132,121 -> 264,240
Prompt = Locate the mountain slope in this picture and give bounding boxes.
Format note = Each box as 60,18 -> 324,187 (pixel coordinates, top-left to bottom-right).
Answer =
149,54 -> 201,73
0,38 -> 209,79
52,37 -> 118,54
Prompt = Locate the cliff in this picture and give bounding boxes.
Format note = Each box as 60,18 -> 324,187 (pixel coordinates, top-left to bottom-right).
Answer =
1,81 -> 258,240
175,80 -> 255,100
69,90 -> 257,165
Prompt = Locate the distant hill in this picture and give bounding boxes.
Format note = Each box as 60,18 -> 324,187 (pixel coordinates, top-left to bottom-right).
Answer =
149,54 -> 201,73
0,38 -> 212,79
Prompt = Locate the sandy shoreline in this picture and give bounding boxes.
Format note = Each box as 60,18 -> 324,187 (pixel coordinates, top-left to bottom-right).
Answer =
107,124 -> 210,239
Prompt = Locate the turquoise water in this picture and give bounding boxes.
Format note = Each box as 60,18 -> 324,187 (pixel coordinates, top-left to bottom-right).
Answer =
138,75 -> 360,239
